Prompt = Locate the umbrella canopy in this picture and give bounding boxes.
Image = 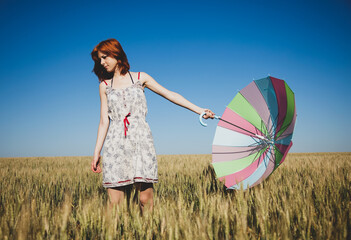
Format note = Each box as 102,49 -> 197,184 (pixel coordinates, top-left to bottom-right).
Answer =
211,76 -> 296,190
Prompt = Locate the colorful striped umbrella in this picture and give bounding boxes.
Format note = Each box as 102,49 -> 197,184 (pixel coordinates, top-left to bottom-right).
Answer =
200,76 -> 296,190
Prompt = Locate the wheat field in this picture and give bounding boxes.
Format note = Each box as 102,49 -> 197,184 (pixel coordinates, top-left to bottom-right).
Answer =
0,153 -> 350,239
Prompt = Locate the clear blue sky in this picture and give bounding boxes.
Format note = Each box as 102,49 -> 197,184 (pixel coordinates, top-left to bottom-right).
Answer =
1,0 -> 350,157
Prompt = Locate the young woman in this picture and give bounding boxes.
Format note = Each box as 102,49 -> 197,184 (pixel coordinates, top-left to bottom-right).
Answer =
91,38 -> 214,213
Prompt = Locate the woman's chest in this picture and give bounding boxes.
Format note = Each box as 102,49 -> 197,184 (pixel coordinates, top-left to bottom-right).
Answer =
107,87 -> 146,107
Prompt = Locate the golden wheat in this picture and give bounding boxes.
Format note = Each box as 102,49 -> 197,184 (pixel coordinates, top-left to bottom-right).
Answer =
0,153 -> 350,239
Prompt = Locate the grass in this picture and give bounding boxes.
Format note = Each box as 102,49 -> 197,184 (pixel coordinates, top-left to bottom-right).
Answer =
0,153 -> 350,239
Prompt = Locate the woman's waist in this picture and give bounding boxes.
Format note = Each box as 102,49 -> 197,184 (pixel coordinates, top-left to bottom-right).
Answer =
109,114 -> 147,123
108,115 -> 150,137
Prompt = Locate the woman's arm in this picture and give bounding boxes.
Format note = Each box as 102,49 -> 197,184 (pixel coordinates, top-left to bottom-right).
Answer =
91,82 -> 110,173
140,72 -> 215,118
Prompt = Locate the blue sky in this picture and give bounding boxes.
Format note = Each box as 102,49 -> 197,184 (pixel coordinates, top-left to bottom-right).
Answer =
1,0 -> 350,157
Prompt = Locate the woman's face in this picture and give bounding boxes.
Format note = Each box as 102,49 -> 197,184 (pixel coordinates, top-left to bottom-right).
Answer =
97,51 -> 118,73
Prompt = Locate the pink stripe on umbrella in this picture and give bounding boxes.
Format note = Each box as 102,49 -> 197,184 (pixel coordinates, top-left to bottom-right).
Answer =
270,77 -> 287,136
212,145 -> 261,162
240,81 -> 273,135
218,107 -> 263,137
219,149 -> 268,187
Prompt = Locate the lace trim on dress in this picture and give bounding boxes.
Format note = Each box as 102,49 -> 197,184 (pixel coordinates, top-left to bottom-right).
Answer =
106,80 -> 144,93
103,177 -> 158,188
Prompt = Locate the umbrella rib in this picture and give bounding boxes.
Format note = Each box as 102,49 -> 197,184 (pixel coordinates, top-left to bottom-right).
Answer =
246,147 -> 261,166
267,116 -> 275,140
212,145 -> 263,155
273,144 -> 284,156
250,145 -> 265,155
260,147 -> 270,167
255,149 -> 263,167
257,147 -> 269,167
250,135 -> 262,146
268,145 -> 275,165
276,132 -> 292,140
219,117 -> 257,136
248,139 -> 268,167
276,112 -> 289,133
260,119 -> 267,138
277,124 -> 289,134
271,113 -> 279,137
276,122 -> 295,138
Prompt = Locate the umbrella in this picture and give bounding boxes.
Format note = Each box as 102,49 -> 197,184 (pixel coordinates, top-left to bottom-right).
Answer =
200,76 -> 296,190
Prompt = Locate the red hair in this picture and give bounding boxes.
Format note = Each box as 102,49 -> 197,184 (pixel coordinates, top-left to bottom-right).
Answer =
91,38 -> 130,81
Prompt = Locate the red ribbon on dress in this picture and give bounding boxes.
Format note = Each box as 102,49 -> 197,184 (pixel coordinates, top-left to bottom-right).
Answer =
123,113 -> 131,137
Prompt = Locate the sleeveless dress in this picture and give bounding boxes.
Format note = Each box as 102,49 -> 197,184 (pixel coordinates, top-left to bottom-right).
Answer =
101,72 -> 158,188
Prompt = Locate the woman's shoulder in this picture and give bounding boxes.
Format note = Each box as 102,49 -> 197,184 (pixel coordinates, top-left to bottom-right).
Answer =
99,79 -> 112,86
129,71 -> 141,79
130,71 -> 151,81
99,79 -> 112,93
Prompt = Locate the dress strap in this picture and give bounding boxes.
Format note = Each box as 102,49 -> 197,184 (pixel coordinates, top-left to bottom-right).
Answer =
110,72 -> 134,88
138,72 -> 140,80
128,71 -> 134,84
103,80 -> 108,85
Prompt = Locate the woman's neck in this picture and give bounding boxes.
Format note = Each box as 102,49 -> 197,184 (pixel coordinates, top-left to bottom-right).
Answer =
113,69 -> 122,79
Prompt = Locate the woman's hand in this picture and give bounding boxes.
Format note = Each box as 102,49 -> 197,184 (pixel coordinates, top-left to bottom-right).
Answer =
91,153 -> 102,173
201,108 -> 215,119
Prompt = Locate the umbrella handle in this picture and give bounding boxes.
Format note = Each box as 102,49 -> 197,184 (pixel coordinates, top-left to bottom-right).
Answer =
199,112 -> 220,127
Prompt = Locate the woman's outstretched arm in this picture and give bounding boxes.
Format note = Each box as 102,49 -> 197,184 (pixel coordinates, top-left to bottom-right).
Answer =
92,82 -> 110,173
140,72 -> 215,119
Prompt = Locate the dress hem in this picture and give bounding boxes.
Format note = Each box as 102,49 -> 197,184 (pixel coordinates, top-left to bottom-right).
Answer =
103,177 -> 158,188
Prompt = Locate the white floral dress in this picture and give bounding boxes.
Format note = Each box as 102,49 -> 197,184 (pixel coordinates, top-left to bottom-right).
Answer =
102,72 -> 158,188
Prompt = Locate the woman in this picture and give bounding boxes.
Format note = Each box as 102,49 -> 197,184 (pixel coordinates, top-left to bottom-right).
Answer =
91,38 -> 214,213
